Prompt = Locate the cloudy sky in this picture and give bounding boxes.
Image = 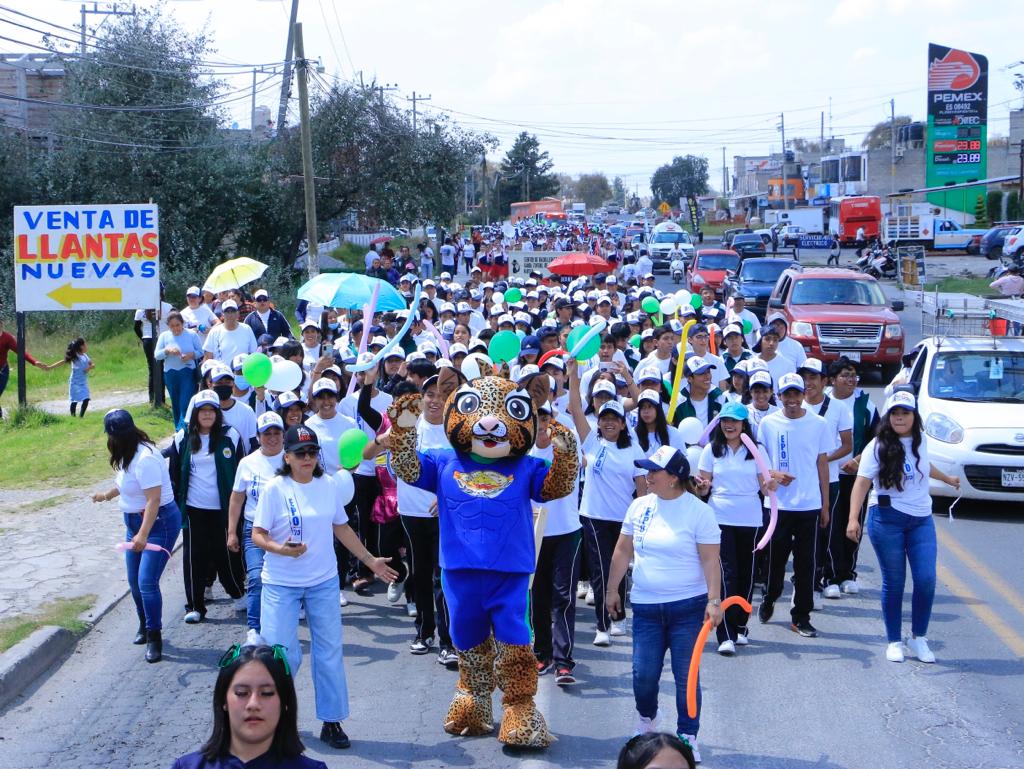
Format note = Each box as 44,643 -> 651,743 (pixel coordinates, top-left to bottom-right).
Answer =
6,0 -> 1021,193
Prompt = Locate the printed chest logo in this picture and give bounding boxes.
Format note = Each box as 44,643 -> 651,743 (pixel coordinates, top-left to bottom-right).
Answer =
454,470 -> 514,498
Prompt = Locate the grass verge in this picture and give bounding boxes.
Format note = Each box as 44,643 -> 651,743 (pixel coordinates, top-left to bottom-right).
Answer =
0,404 -> 174,489
0,595 -> 96,653
922,277 -> 995,295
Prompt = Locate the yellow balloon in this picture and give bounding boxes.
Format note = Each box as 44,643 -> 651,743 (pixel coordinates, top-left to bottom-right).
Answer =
667,319 -> 696,423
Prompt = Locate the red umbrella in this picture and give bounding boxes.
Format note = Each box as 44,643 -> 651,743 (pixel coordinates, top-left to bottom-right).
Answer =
547,251 -> 612,277
370,235 -> 393,245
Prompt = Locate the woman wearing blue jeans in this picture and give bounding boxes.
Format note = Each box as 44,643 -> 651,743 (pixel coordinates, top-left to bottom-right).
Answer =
154,312 -> 203,430
847,391 -> 960,664
92,409 -> 181,663
607,446 -> 722,765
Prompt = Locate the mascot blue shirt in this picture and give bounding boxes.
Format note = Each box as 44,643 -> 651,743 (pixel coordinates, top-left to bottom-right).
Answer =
413,449 -> 549,573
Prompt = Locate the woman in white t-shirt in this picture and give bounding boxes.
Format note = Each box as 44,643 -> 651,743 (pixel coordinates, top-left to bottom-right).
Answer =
606,446 -> 722,759
696,402 -> 777,656
568,359 -> 646,648
632,389 -> 686,458
227,412 -> 285,646
252,425 -> 398,750
742,369 -> 778,431
93,409 -> 181,664
848,392 -> 960,665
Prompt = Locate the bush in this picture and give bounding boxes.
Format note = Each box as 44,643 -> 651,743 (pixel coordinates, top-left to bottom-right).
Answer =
1008,191 -> 1021,222
987,190 -> 1003,224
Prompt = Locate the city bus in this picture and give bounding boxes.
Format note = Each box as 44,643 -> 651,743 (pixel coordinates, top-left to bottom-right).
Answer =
828,196 -> 882,244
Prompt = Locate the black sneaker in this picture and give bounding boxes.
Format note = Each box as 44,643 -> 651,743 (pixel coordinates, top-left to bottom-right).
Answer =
791,620 -> 818,638
320,721 -> 351,749
536,659 -> 554,675
409,636 -> 434,655
758,600 -> 774,624
437,646 -> 459,668
555,666 -> 576,685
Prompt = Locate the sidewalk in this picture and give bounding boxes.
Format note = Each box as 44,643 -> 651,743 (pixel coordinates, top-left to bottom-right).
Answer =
35,388 -> 149,416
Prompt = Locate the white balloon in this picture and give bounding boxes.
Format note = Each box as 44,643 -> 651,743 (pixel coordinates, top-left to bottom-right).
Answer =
659,297 -> 677,315
267,360 -> 303,392
677,416 -> 704,445
685,446 -> 703,474
334,469 -> 355,506
492,291 -> 505,304
674,289 -> 692,306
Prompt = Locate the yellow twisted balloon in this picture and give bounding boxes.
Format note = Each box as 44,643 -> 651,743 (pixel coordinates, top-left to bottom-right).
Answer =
667,318 -> 696,423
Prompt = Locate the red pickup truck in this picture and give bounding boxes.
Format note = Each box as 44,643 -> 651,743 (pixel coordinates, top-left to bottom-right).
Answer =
766,268 -> 905,377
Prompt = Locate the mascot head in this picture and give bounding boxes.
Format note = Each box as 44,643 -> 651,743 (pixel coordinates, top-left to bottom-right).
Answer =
435,363 -> 548,460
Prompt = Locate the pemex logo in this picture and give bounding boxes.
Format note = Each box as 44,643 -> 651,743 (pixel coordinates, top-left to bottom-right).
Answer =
928,48 -> 981,91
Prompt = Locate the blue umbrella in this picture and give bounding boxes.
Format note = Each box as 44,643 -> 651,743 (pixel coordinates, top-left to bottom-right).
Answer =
296,272 -> 407,311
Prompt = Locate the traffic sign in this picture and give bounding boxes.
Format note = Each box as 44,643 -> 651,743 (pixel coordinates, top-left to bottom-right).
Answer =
658,201 -> 671,215
509,250 -> 555,278
13,204 -> 160,312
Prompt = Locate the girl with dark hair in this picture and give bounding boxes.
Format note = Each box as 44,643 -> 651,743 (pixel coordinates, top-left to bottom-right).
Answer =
165,390 -> 246,624
741,369 -> 778,431
847,392 -> 960,664
617,732 -> 696,769
632,390 -> 685,457
569,359 -> 647,648
172,644 -> 326,769
92,409 -> 181,662
696,403 -> 777,655
45,337 -> 93,416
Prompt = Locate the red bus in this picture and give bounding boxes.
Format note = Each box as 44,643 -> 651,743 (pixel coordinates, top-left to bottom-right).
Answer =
828,196 -> 882,244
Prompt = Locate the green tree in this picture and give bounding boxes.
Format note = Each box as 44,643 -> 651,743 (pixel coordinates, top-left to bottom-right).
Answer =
861,115 -> 912,149
650,155 -> 709,205
575,173 -> 612,210
611,176 -> 626,205
973,194 -> 989,227
496,132 -> 558,213
987,190 -> 1004,224
1007,191 -> 1021,222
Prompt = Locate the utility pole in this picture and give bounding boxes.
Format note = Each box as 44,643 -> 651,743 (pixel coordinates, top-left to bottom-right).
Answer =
406,91 -> 431,131
721,146 -> 728,197
1017,140 -> 1024,203
375,82 -> 399,106
294,23 -> 319,279
779,112 -> 790,210
890,98 -> 896,194
276,0 -> 299,132
251,69 -> 257,140
79,3 -> 135,55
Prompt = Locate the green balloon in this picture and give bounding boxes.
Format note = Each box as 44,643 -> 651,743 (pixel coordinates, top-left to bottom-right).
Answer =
241,352 -> 273,388
629,333 -> 642,349
567,324 -> 601,361
690,294 -> 702,310
742,319 -> 753,334
488,330 -> 521,364
641,296 -> 660,314
338,428 -> 369,470
505,287 -> 522,303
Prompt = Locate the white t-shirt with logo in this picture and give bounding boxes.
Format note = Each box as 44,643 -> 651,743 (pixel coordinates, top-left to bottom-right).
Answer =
858,436 -> 932,517
233,450 -> 285,521
186,434 -> 221,510
306,411 -> 359,476
756,409 -> 831,511
254,474 -> 348,588
804,396 -> 853,484
753,354 -> 796,393
203,323 -> 257,366
116,444 -> 175,513
134,302 -> 174,339
698,442 -> 764,527
621,492 -> 721,604
579,432 -> 645,522
220,401 -> 257,453
397,419 -> 450,518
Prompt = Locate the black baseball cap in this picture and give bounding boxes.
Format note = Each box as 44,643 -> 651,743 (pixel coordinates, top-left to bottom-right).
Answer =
284,425 -> 320,453
103,409 -> 135,436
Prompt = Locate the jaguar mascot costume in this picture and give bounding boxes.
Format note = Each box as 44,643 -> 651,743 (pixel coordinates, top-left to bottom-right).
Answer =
387,363 -> 579,748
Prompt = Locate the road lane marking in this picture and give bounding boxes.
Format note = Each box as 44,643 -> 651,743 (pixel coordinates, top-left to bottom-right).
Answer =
936,563 -> 1024,657
936,526 -> 1024,619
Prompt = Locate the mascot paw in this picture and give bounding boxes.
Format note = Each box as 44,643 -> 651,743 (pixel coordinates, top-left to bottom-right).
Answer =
498,702 -> 555,748
548,421 -> 577,454
444,690 -> 494,737
387,392 -> 422,429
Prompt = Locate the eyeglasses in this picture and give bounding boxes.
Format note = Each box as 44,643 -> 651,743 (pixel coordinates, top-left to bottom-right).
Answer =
290,448 -> 319,458
218,643 -> 292,676
255,297 -> 269,303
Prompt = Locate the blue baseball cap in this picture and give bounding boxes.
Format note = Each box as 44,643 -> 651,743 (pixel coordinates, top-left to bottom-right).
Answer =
719,402 -> 749,421
103,409 -> 135,436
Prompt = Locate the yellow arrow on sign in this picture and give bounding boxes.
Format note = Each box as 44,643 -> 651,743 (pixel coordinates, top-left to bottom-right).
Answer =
47,283 -> 123,308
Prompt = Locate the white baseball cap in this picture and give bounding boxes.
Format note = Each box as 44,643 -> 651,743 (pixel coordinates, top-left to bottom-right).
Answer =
777,372 -> 806,393
883,390 -> 917,414
193,389 -> 221,409
749,370 -> 773,388
257,412 -> 284,433
592,380 -> 617,398
311,378 -> 339,396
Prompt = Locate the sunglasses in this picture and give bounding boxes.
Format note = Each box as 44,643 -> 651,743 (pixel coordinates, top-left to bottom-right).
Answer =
290,448 -> 319,458
218,643 -> 292,676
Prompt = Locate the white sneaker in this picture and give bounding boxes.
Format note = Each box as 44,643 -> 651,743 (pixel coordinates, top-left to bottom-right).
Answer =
184,610 -> 202,624
576,581 -> 589,599
406,602 -> 418,617
609,621 -> 627,637
204,587 -> 214,602
339,590 -> 348,607
233,596 -> 248,613
633,713 -> 657,736
886,641 -> 906,663
905,636 -> 936,663
841,579 -> 860,595
717,639 -> 736,656
387,579 -> 404,604
593,630 -> 611,647
244,628 -> 266,647
585,586 -> 595,606
735,632 -> 749,646
679,733 -> 702,763
813,591 -> 823,611
823,584 -> 842,600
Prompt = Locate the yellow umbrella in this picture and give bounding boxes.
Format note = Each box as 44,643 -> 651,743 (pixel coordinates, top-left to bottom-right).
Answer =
203,257 -> 268,293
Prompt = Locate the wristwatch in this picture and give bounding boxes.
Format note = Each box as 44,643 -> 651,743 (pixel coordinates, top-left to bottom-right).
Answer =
707,598 -> 721,606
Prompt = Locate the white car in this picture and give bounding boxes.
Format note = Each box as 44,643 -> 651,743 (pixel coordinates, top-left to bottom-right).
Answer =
906,336 -> 1024,502
1002,226 -> 1023,258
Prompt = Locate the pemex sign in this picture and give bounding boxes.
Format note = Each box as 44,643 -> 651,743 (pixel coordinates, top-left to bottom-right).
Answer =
13,204 -> 160,312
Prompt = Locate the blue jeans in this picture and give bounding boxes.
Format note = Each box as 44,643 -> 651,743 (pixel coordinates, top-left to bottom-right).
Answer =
164,366 -> 196,430
631,594 -> 707,736
242,520 -> 264,631
124,502 -> 182,631
867,504 -> 937,642
261,577 -> 349,722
